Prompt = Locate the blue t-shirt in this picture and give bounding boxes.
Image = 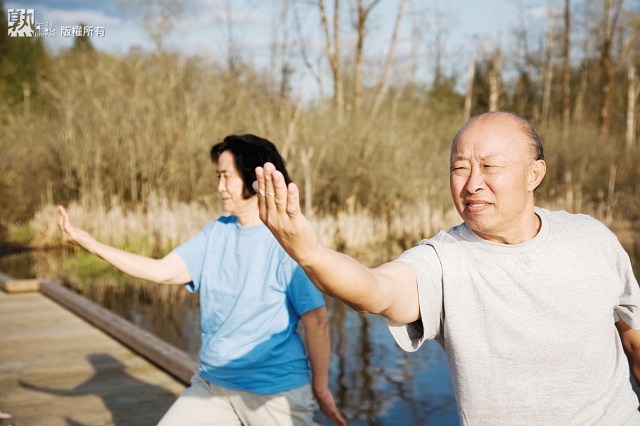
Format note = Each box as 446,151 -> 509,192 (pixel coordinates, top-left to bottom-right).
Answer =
172,216 -> 325,394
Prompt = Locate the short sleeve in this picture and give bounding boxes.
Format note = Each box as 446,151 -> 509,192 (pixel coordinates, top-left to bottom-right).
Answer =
388,241 -> 444,352
279,255 -> 325,316
171,223 -> 213,292
613,245 -> 640,329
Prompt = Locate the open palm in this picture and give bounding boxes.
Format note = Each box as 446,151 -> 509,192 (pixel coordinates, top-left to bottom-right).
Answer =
57,205 -> 98,253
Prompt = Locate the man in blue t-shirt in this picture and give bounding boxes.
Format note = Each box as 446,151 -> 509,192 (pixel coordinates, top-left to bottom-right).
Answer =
58,135 -> 345,426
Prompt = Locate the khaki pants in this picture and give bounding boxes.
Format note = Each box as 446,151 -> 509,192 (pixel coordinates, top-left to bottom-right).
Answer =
157,371 -> 317,426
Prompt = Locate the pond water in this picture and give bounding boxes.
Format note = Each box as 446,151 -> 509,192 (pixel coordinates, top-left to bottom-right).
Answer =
0,249 -> 459,425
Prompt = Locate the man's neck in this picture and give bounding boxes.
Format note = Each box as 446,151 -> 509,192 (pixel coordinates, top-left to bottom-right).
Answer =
473,211 -> 541,245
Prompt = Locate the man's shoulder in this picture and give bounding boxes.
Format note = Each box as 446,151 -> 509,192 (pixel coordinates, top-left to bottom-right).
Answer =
537,208 -> 622,251
538,208 -> 613,236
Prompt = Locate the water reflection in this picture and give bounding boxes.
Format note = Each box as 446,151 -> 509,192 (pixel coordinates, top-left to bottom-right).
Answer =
4,240 -> 640,424
0,249 -> 459,424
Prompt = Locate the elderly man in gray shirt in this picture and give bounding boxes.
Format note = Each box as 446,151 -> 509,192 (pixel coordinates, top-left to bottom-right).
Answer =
254,111 -> 640,425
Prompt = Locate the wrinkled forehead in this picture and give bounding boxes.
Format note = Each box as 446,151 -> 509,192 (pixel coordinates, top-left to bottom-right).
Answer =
450,117 -> 530,161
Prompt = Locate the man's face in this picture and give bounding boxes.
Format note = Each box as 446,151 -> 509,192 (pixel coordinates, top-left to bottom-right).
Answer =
449,118 -> 542,243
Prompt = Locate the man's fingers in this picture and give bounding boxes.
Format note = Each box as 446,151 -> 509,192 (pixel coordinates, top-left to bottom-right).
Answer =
263,163 -> 278,217
255,167 -> 267,221
286,183 -> 300,217
272,170 -> 288,215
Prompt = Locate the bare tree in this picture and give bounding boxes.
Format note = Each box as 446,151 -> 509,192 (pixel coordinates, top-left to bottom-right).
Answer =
464,48 -> 475,121
294,6 -> 326,109
541,1 -> 554,123
352,0 -> 382,113
626,65 -> 637,150
318,0 -> 344,122
562,0 -> 572,130
369,0 -> 408,120
119,0 -> 186,53
488,49 -> 502,112
599,0 -> 623,135
409,0 -> 425,92
513,0 -> 537,118
572,3 -> 594,126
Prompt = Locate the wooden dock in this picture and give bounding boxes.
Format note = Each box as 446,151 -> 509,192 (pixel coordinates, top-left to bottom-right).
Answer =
0,273 -> 194,426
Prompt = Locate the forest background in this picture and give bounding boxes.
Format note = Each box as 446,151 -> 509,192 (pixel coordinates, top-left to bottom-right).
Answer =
1,0 -> 640,267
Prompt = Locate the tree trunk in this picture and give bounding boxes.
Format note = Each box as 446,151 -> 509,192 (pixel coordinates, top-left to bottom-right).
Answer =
353,0 -> 366,114
488,50 -> 501,112
562,0 -> 571,130
626,66 -> 637,150
369,0 -> 407,120
353,0 -> 382,114
599,0 -> 620,136
542,2 -> 554,123
318,0 -> 343,122
573,35 -> 590,126
464,49 -> 475,121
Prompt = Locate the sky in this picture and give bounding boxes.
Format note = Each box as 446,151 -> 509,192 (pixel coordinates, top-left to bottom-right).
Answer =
5,0 -> 550,96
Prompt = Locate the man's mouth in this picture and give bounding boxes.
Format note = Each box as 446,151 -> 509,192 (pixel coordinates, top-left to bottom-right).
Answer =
465,201 -> 491,210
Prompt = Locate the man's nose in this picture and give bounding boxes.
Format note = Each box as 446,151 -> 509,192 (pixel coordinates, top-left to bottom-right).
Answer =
466,166 -> 485,193
217,178 -> 225,192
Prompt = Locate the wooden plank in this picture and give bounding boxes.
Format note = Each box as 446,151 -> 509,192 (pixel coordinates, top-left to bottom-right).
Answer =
38,279 -> 199,385
0,271 -> 40,293
0,285 -> 185,426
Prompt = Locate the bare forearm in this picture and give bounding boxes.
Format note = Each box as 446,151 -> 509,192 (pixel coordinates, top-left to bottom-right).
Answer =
631,364 -> 640,386
305,316 -> 331,391
298,243 -> 388,314
57,205 -> 189,285
89,243 -> 186,285
254,164 -> 420,324
615,320 -> 640,386
302,307 -> 346,425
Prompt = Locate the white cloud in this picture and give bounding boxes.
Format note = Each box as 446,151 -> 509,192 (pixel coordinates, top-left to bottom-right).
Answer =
526,6 -> 561,19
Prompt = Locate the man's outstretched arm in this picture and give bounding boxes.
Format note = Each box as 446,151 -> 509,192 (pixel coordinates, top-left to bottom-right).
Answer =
253,163 -> 420,324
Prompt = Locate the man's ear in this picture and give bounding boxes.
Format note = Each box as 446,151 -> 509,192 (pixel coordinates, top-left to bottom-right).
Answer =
528,160 -> 546,192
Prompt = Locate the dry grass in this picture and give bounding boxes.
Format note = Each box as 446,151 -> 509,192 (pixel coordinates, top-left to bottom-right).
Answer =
1,49 -> 639,268
27,195 -> 459,266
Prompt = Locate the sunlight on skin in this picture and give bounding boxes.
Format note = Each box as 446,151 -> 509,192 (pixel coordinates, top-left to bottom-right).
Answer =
449,116 -> 546,244
254,162 -> 421,325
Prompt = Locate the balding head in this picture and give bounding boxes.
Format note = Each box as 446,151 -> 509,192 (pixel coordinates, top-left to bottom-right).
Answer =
452,112 -> 544,165
448,111 -> 547,244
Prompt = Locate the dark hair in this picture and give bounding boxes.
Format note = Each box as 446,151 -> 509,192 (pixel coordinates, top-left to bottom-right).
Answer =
210,134 -> 292,199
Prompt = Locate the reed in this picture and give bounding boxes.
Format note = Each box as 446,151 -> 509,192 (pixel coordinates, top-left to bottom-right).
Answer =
1,49 -> 639,265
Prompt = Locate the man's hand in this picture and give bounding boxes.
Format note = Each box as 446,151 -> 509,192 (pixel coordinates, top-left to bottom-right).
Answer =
57,205 -> 98,253
253,163 -> 318,265
314,386 -> 346,426
254,163 -> 421,323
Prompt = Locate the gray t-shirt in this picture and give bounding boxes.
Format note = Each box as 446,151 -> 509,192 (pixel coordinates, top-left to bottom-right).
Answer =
389,207 -> 640,425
